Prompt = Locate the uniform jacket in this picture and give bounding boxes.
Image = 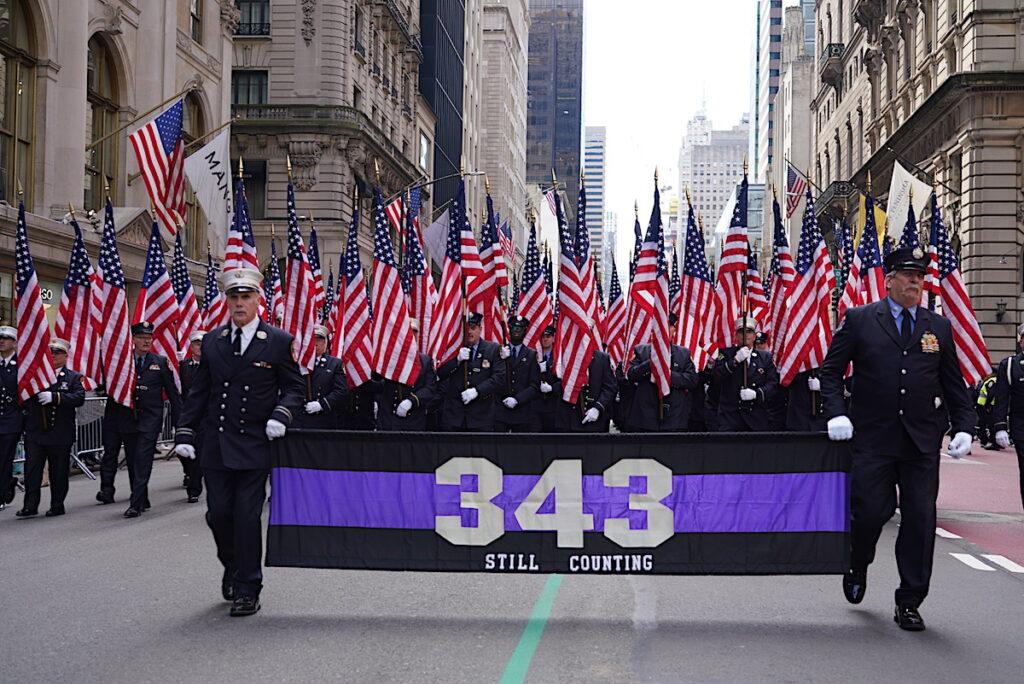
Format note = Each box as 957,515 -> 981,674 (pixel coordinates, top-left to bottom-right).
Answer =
553,350 -> 618,433
0,354 -> 24,434
339,383 -> 377,430
180,357 -> 201,401
537,349 -> 559,431
23,367 -> 86,444
711,346 -> 780,431
437,340 -> 507,430
174,321 -> 305,470
494,345 -> 541,426
819,299 -> 974,453
294,354 -> 348,429
989,353 -> 1024,439
103,352 -> 181,434
375,354 -> 438,431
785,370 -> 827,432
626,344 -> 700,431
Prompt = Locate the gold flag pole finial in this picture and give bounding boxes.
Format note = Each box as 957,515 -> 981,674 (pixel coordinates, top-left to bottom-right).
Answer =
286,155 -> 293,182
374,159 -> 381,185
270,223 -> 276,242
68,202 -> 76,219
551,168 -> 559,190
485,174 -> 491,194
685,187 -> 692,205
866,170 -> 872,194
743,157 -> 749,176
654,167 -> 659,184
634,200 -> 639,219
238,156 -> 244,180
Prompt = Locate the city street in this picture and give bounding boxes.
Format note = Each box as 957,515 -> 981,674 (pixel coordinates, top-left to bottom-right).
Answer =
2,449 -> 1022,683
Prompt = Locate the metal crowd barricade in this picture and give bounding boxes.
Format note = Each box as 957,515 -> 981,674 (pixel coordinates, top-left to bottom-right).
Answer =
71,396 -> 176,478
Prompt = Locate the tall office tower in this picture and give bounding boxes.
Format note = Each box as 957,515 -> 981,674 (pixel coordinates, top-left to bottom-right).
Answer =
752,0 -> 783,181
602,210 -> 618,294
680,115 -> 750,248
583,126 -> 607,266
678,110 -> 712,207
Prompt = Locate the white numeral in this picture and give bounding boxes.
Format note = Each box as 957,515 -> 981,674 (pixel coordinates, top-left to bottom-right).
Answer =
435,457 -> 504,546
603,459 -> 674,548
514,460 -> 594,548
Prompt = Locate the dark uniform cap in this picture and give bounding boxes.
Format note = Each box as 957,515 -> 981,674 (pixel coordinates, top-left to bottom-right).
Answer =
508,316 -> 530,330
131,321 -> 155,336
465,312 -> 484,326
755,332 -> 769,345
883,246 -> 928,274
541,325 -> 556,336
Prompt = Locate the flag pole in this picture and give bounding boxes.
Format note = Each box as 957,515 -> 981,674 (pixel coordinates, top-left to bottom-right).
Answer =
740,161 -> 750,393
182,117 -> 237,154
86,83 -> 198,152
654,167 -> 664,423
288,154 -> 313,402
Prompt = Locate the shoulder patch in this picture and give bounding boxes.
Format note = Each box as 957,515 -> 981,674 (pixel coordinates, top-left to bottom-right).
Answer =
256,330 -> 268,340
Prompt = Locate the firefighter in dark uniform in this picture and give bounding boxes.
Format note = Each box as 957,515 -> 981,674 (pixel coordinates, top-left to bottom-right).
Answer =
494,316 -> 541,432
710,317 -> 779,431
376,319 -> 438,431
339,379 -> 376,430
97,321 -> 181,518
551,349 -> 618,433
786,370 -> 827,432
989,323 -> 1024,508
537,325 -> 558,432
178,330 -> 205,503
758,333 -> 789,430
437,312 -> 507,431
820,247 -> 974,632
172,268 -> 304,617
0,325 -> 23,510
15,338 -> 85,517
626,313 -> 700,431
294,325 -> 347,429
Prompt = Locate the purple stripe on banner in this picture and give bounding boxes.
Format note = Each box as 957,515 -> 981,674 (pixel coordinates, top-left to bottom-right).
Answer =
269,469 -> 848,534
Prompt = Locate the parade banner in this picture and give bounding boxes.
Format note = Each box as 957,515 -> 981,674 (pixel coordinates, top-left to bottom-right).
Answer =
267,432 -> 851,575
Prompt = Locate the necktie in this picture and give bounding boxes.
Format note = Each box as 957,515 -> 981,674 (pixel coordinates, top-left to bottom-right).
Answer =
233,328 -> 243,356
900,309 -> 912,344
135,356 -> 143,372
470,346 -> 477,363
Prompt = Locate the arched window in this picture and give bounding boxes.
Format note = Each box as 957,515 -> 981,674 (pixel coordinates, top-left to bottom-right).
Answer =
85,34 -> 118,211
180,93 -> 206,259
0,0 -> 37,204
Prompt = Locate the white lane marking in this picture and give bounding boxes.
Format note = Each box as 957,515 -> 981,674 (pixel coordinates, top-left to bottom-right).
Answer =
941,455 -> 986,464
950,553 -> 996,571
935,527 -> 962,539
981,555 -> 1024,573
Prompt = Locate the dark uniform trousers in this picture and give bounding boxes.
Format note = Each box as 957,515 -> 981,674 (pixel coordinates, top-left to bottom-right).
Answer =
626,344 -> 699,431
174,322 -> 304,599
437,341 -> 507,432
537,351 -> 559,432
494,346 -> 541,433
710,346 -> 780,431
179,358 -> 204,498
785,369 -> 827,432
820,300 -> 974,607
552,351 -> 618,433
989,352 -> 1024,508
0,355 -> 24,504
375,354 -> 438,431
100,352 -> 180,510
292,355 -> 347,429
21,368 -> 86,511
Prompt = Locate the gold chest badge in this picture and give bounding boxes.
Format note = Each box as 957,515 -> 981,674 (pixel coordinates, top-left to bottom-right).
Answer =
920,332 -> 940,354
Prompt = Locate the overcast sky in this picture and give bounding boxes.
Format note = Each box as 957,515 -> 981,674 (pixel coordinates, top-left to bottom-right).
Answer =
583,0 -> 757,270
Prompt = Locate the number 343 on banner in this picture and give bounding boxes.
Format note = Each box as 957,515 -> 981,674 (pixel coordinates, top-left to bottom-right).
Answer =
434,458 -> 674,549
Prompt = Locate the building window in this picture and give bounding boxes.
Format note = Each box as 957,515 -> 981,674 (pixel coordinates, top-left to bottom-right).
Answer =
418,131 -> 430,172
353,85 -> 362,111
0,0 -> 37,205
85,34 -> 118,213
190,0 -> 203,44
353,5 -> 365,56
231,70 -> 268,105
236,0 -> 271,36
180,94 -> 206,259
233,158 -> 267,220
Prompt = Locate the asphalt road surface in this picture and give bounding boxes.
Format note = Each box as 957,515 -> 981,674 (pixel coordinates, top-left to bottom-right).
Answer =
2,458 -> 1022,683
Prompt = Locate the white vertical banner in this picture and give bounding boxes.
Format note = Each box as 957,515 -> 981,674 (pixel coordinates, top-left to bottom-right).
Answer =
184,128 -> 233,256
885,160 -> 932,239
423,208 -> 450,268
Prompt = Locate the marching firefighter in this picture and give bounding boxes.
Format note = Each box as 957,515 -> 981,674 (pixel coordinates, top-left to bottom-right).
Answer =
178,330 -> 206,503
710,317 -> 780,431
537,325 -> 559,432
0,325 -> 22,510
551,348 -> 618,433
375,319 -> 438,431
625,313 -> 700,431
990,323 -> 1024,508
436,312 -> 506,432
494,316 -> 541,432
294,325 -> 347,429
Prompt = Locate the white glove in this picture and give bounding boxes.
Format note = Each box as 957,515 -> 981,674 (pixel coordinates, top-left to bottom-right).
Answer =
461,387 -> 479,404
538,361 -> 547,373
173,444 -> 196,460
304,401 -> 323,415
739,388 -> 757,402
458,347 -> 471,362
947,432 -> 973,459
807,377 -> 821,392
995,430 -> 1011,449
396,399 -> 413,418
265,419 -> 286,440
500,345 -> 511,359
503,397 -> 518,409
827,415 -> 854,441
37,391 -> 53,405
734,346 -> 752,364
582,407 -> 600,424
540,381 -> 553,394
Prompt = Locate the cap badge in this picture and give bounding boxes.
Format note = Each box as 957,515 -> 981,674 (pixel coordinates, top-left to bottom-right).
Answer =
913,247 -> 924,259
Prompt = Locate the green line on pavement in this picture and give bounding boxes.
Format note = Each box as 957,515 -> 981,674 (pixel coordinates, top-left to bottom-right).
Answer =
500,573 -> 564,684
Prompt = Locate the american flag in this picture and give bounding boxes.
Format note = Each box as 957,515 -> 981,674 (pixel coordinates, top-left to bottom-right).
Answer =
224,177 -> 260,271
460,199 -> 485,292
574,180 -> 601,349
745,250 -> 768,330
55,217 -> 101,387
554,184 -> 599,404
838,192 -> 885,321
625,208 -> 650,354
786,162 -> 807,219
133,223 -> 181,390
510,271 -> 521,315
202,250 -> 228,330
669,244 -> 682,320
678,202 -> 714,370
335,200 -> 373,385
128,99 -> 185,236
706,176 -> 750,349
95,199 -> 136,407
604,259 -> 627,369
631,183 -> 671,398
491,212 -> 509,290
898,201 -> 920,250
283,183 -> 318,373
766,193 -> 795,354
384,195 -> 405,233
171,232 -> 201,350
403,188 -> 435,354
429,179 -> 467,365
308,225 -> 325,317
518,218 -> 554,352
776,187 -> 836,386
13,201 -> 57,402
928,194 -> 990,385
264,238 -> 284,326
543,244 -> 554,300
834,215 -> 854,295
498,220 -> 515,275
370,187 -> 422,385
323,266 -> 334,324
472,196 -> 502,342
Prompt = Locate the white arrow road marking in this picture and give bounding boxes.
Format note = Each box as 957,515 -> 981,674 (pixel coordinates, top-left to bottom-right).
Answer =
950,553 -> 996,571
980,555 -> 1024,573
935,527 -> 962,539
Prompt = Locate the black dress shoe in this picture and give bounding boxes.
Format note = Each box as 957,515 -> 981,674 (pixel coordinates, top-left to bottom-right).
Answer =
221,581 -> 235,602
187,495 -> 200,504
843,569 -> 867,604
142,501 -> 152,511
3,485 -> 17,505
15,508 -> 38,518
96,491 -> 114,505
229,596 -> 260,617
123,507 -> 141,518
45,507 -> 65,517
894,604 -> 926,631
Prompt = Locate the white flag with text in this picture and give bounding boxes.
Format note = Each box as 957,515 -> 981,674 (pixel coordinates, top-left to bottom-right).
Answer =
184,128 -> 233,256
